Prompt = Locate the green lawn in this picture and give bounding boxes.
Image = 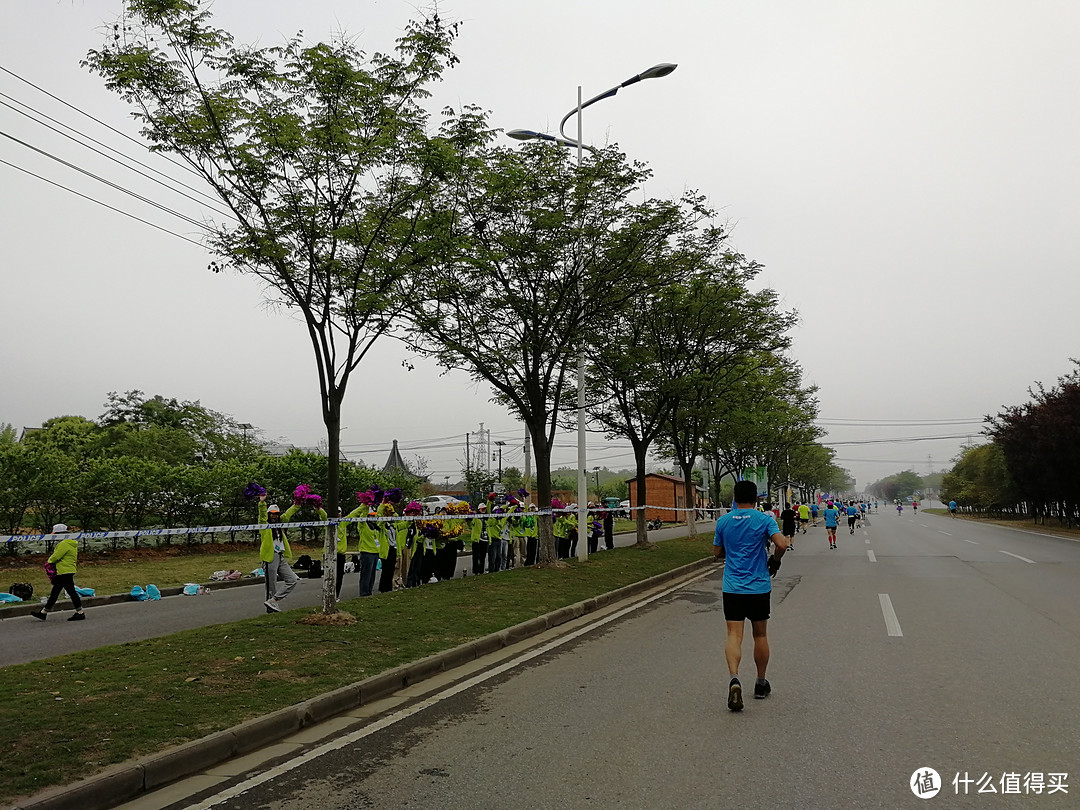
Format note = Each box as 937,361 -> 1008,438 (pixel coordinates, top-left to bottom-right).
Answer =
0,538 -> 712,805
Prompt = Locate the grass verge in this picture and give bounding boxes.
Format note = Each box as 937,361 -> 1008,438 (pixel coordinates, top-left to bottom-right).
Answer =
1,538 -> 711,804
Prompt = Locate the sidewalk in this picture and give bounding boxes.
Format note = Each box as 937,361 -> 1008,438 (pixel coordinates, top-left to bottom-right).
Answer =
10,554 -> 716,810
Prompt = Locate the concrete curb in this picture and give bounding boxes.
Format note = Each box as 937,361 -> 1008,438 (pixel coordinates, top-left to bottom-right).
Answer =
8,556 -> 715,810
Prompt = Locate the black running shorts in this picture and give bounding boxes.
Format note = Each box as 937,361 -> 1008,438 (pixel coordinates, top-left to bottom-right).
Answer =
723,591 -> 771,622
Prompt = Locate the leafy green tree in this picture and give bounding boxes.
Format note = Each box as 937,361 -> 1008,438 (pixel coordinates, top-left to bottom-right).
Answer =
408,141 -> 700,563
28,447 -> 79,535
0,423 -> 16,446
941,443 -> 1015,515
87,3 -> 470,612
0,443 -> 35,542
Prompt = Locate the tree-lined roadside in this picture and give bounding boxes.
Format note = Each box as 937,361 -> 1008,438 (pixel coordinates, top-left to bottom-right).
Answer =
1,539 -> 710,805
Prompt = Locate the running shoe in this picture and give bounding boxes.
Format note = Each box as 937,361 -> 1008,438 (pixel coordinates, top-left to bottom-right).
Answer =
264,598 -> 281,613
68,612 -> 86,621
30,610 -> 47,621
754,679 -> 771,699
727,678 -> 743,712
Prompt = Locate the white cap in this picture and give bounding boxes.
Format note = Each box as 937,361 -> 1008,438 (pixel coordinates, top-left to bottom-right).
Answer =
52,523 -> 69,533
267,504 -> 281,513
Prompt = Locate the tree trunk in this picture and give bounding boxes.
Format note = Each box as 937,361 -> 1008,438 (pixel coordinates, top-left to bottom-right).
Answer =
681,460 -> 698,538
633,446 -> 650,546
321,396 -> 341,615
532,434 -> 558,565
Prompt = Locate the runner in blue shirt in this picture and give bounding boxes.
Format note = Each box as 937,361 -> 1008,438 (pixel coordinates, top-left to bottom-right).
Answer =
713,480 -> 788,711
823,501 -> 840,549
949,500 -> 957,518
846,502 -> 859,534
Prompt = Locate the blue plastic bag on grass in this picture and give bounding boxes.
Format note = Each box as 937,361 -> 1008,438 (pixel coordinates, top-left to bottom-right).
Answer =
75,587 -> 95,597
146,584 -> 161,601
130,586 -> 147,601
0,593 -> 21,603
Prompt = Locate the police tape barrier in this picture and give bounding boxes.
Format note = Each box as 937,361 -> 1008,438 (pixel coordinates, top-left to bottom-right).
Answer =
0,504 -> 720,545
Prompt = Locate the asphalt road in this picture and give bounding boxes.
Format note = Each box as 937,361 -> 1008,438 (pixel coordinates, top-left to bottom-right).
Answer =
1,522 -> 711,668
133,509 -> 1080,810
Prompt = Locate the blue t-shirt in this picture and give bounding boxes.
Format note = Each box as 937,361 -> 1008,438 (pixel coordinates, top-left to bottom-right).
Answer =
823,507 -> 839,527
713,508 -> 778,595
846,505 -> 858,517
949,501 -> 957,510
811,504 -> 818,516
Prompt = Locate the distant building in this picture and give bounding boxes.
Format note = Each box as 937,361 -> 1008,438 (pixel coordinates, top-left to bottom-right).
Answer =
383,439 -> 408,472
627,473 -> 707,523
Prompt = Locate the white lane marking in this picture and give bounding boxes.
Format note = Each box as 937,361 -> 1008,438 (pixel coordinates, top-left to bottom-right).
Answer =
918,523 -> 929,528
999,550 -> 1036,564
867,550 -> 877,562
879,594 -> 903,637
938,531 -> 952,536
961,539 -> 979,545
865,537 -> 870,544
187,570 -> 712,808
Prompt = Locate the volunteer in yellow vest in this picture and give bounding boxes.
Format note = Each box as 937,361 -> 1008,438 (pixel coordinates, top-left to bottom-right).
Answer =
31,524 -> 86,621
259,494 -> 299,613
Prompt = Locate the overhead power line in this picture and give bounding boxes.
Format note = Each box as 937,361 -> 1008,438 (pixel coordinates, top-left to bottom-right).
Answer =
0,63 -> 205,181
0,157 -> 204,248
0,128 -> 212,231
0,92 -> 235,218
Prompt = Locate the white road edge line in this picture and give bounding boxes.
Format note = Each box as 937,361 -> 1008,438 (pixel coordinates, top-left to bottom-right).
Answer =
867,550 -> 877,563
879,593 -> 903,637
188,569 -> 714,809
961,539 -> 979,545
938,531 -> 952,536
864,538 -> 870,544
999,550 -> 1036,564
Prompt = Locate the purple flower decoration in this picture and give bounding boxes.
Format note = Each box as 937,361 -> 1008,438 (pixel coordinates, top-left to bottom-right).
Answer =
307,494 -> 323,509
243,482 -> 266,500
293,484 -> 311,506
421,523 -> 441,539
517,488 -> 528,498
356,491 -> 375,505
384,488 -> 403,504
371,488 -> 384,506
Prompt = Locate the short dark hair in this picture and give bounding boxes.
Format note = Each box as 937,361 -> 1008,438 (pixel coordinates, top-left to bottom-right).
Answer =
733,480 -> 758,504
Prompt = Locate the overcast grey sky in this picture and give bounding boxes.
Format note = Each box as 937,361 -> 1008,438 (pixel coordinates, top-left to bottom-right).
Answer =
2,0 -> 1078,490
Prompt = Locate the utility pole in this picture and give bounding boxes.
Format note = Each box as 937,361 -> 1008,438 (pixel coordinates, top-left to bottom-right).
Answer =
523,426 -> 532,499
495,440 -> 505,479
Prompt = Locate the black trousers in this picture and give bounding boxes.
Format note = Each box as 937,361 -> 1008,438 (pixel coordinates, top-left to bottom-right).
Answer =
336,552 -> 346,598
378,546 -> 397,593
472,540 -> 489,574
525,536 -> 539,566
556,535 -> 571,559
45,573 -> 81,611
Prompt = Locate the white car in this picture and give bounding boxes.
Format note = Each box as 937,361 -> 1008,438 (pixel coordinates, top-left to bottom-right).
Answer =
420,495 -> 466,514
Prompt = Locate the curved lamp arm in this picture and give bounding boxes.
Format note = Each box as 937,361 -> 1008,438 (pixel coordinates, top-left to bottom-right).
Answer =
505,128 -> 598,154
557,63 -> 677,143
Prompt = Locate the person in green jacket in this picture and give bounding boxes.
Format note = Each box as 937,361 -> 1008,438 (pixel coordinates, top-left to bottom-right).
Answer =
552,498 -> 572,559
31,524 -> 85,621
335,502 -> 371,598
356,509 -> 382,597
470,502 -> 489,575
523,505 -> 539,565
259,494 -> 299,613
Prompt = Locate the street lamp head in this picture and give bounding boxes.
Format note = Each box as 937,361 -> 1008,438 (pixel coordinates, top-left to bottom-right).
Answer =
639,63 -> 677,80
506,128 -> 540,141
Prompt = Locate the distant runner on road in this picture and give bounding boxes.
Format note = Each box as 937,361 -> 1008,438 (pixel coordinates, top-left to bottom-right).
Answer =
713,480 -> 789,712
823,501 -> 840,549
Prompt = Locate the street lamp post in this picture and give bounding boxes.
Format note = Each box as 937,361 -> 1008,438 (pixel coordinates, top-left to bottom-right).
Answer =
508,63 -> 676,562
593,466 -> 601,501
